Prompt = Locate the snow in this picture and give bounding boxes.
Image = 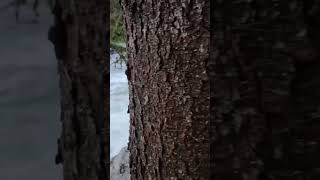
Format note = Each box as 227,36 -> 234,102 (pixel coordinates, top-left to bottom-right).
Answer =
110,53 -> 130,158
110,146 -> 130,180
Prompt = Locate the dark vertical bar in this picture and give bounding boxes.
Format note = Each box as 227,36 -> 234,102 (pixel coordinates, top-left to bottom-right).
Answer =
49,0 -> 110,179
104,0 -> 111,178
209,0 -> 214,179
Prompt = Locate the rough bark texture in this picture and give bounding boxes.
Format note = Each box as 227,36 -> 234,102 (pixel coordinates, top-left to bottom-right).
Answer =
210,0 -> 320,179
123,0 -> 210,179
48,0 -> 109,180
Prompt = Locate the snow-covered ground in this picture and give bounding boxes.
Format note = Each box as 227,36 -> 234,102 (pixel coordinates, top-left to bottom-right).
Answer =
110,53 -> 130,158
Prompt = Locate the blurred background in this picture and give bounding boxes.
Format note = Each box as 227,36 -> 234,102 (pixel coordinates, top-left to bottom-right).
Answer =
110,0 -> 129,158
0,0 -> 61,179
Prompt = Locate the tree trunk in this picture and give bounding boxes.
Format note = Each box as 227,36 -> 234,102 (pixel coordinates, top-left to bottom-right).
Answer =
123,0 -> 210,179
210,0 -> 320,179
48,0 -> 109,179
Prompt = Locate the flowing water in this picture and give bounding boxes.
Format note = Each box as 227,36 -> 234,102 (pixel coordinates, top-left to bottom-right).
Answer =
110,53 -> 129,158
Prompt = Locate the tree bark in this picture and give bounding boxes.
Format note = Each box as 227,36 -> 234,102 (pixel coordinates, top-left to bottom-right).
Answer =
49,0 -> 109,180
123,0 -> 210,179
210,0 -> 320,179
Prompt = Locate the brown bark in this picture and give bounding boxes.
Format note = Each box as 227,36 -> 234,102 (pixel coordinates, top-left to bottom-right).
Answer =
49,0 -> 109,180
123,0 -> 210,179
210,0 -> 320,179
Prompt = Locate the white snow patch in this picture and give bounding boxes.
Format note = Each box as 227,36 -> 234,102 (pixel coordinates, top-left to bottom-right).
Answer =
110,146 -> 130,180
